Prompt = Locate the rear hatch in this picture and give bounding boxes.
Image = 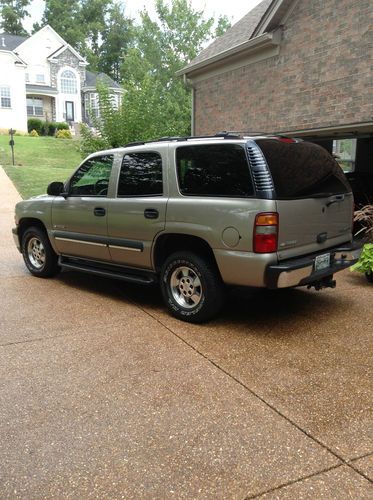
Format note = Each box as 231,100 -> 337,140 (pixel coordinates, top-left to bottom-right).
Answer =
256,139 -> 354,260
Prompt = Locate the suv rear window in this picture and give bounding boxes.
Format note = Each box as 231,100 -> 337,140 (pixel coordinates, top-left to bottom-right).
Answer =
176,144 -> 253,197
256,140 -> 351,199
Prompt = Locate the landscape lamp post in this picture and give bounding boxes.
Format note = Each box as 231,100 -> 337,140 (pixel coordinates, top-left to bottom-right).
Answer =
9,128 -> 15,166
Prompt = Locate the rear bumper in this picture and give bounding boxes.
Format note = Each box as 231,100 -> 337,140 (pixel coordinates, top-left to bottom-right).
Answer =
265,240 -> 362,289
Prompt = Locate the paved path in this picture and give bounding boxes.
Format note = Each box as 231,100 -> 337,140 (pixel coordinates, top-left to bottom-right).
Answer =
0,166 -> 372,498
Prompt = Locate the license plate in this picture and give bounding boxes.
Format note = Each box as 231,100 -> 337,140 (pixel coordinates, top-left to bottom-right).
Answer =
314,253 -> 330,271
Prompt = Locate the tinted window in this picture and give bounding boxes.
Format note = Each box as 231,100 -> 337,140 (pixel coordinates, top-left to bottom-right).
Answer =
118,152 -> 163,196
256,140 -> 351,199
177,144 -> 253,197
69,155 -> 113,196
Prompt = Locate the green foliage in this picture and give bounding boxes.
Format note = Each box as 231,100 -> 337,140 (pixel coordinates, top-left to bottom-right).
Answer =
29,129 -> 39,137
80,0 -> 231,155
33,0 -> 84,50
351,244 -> 373,275
27,118 -> 43,134
0,0 -> 30,35
34,0 -> 122,71
27,119 -> 69,136
55,122 -> 70,131
98,2 -> 133,81
56,129 -> 72,139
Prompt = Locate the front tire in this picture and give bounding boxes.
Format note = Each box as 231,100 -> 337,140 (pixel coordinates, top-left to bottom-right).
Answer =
160,251 -> 225,323
21,226 -> 60,278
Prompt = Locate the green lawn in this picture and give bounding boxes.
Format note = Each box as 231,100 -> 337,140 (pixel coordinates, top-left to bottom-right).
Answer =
0,135 -> 82,199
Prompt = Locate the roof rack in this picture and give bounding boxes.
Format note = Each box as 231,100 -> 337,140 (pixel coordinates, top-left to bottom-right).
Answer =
123,132 -> 245,147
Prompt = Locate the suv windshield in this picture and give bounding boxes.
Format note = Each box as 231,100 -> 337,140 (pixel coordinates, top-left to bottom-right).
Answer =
256,139 -> 351,199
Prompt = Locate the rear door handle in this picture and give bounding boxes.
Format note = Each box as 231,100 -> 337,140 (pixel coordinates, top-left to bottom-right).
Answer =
94,207 -> 106,216
144,208 -> 159,219
326,195 -> 345,207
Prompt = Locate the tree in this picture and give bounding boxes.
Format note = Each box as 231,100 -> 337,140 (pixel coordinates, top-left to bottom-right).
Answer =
0,0 -> 30,35
98,3 -> 133,82
119,0 -> 231,137
81,0 -> 231,155
33,0 -> 84,50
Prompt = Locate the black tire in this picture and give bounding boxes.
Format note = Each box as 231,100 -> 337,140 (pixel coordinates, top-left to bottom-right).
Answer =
21,226 -> 60,278
366,272 -> 373,283
160,251 -> 225,323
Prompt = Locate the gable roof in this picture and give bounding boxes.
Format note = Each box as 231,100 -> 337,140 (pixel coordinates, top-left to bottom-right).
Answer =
84,70 -> 121,90
178,0 -> 296,77
47,43 -> 87,64
0,33 -> 28,51
180,0 -> 273,75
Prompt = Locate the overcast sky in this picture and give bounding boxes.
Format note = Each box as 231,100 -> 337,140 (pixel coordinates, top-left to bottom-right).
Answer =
25,0 -> 263,31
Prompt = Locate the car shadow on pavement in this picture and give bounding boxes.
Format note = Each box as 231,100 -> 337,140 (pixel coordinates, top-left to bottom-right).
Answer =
56,269 -> 352,336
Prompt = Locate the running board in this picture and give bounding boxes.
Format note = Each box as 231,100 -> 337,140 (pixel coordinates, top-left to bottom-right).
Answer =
59,256 -> 157,285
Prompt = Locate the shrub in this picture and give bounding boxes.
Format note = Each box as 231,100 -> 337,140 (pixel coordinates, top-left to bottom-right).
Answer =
29,129 -> 39,137
47,122 -> 58,136
55,122 -> 69,131
27,118 -> 43,134
56,129 -> 72,139
40,121 -> 50,136
352,205 -> 373,281
351,243 -> 373,279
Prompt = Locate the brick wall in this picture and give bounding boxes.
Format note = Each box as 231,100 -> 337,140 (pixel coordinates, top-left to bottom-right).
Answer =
193,0 -> 373,135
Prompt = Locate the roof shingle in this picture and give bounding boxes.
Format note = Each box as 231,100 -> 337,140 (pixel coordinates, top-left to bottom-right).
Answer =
0,33 -> 28,51
181,0 -> 273,73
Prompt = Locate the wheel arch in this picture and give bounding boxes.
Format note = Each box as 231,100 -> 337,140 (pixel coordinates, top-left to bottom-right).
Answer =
153,233 -> 220,274
18,218 -> 48,243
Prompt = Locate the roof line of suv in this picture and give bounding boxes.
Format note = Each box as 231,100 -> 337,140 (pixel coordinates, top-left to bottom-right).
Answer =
123,131 -> 284,147
123,131 -> 302,148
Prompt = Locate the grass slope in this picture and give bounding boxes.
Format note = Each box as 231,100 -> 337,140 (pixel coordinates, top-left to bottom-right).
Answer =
0,135 -> 82,199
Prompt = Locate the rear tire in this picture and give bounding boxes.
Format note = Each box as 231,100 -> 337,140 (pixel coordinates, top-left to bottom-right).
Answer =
21,226 -> 60,278
160,251 -> 225,323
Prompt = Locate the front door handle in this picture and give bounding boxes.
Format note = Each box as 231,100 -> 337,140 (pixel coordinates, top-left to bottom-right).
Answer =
144,208 -> 159,219
94,207 -> 106,217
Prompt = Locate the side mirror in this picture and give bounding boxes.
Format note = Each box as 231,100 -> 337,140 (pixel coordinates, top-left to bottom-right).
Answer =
47,181 -> 65,196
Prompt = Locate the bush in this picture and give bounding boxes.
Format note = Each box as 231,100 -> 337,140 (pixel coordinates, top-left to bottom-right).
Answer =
27,118 -> 43,134
29,129 -> 39,137
56,129 -> 72,139
46,122 -> 57,136
55,122 -> 69,131
40,121 -> 50,136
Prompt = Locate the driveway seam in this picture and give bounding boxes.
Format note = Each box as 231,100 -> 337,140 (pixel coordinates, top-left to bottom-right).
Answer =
245,463 -> 343,499
121,293 -> 373,487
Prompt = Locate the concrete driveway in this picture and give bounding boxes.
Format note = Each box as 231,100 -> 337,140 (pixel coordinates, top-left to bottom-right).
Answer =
0,167 -> 372,498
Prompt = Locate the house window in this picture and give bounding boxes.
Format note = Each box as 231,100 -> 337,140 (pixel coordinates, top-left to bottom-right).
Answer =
84,92 -> 99,118
333,139 -> 357,173
36,74 -> 45,83
0,86 -> 11,108
60,69 -> 77,94
25,73 -> 30,82
27,97 -> 43,116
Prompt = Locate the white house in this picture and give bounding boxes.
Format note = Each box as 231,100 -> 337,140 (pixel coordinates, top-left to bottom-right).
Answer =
0,25 -> 122,132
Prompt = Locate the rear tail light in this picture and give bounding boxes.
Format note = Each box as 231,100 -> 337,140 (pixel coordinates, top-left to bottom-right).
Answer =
253,212 -> 279,253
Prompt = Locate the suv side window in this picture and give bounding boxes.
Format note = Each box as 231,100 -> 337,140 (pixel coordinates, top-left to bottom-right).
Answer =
118,152 -> 163,196
69,155 -> 114,197
176,144 -> 254,197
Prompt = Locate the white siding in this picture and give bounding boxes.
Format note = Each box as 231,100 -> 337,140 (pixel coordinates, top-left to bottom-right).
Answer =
0,51 -> 27,132
16,26 -> 62,87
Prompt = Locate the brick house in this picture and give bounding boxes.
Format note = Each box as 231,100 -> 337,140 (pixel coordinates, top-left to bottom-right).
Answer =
0,25 -> 122,132
179,0 -> 373,201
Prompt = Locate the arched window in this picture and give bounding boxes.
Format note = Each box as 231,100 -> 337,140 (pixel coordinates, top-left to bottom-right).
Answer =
60,69 -> 77,94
